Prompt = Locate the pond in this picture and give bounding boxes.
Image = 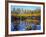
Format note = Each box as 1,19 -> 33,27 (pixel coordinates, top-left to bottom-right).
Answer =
11,21 -> 41,31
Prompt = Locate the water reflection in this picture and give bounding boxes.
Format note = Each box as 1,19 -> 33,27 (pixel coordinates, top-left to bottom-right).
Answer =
11,16 -> 41,31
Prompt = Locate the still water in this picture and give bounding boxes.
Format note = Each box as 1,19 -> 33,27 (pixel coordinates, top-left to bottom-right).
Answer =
11,21 -> 41,31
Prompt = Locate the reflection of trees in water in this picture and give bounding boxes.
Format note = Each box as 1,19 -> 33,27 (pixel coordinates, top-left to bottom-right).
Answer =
11,16 -> 41,31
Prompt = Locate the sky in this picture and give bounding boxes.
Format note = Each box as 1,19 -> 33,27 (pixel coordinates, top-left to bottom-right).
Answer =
11,5 -> 41,11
